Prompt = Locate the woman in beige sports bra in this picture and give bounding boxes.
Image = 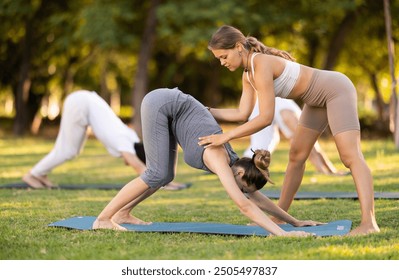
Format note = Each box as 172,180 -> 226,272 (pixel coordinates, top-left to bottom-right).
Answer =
198,25 -> 379,236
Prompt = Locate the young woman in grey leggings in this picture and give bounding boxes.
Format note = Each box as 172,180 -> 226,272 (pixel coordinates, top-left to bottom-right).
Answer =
200,25 -> 379,236
93,88 -> 322,237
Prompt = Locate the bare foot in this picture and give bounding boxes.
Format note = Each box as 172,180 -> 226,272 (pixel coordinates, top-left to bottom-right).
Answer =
113,214 -> 152,225
22,173 -> 45,189
35,175 -> 57,188
92,219 -> 127,231
347,223 -> 380,236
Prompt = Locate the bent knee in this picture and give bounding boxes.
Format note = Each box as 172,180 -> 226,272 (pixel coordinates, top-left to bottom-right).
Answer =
159,175 -> 174,187
288,146 -> 309,164
142,170 -> 175,188
339,153 -> 364,169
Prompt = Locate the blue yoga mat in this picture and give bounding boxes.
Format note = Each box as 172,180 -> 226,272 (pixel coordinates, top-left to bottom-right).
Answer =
48,216 -> 352,237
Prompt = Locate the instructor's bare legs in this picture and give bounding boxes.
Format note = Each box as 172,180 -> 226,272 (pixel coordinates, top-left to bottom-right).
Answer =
334,130 -> 379,235
278,126 -> 320,215
278,126 -> 379,235
93,177 -> 150,230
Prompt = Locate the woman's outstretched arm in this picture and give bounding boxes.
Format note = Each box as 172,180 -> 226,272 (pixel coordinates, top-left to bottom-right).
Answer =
246,191 -> 324,227
203,147 -> 313,237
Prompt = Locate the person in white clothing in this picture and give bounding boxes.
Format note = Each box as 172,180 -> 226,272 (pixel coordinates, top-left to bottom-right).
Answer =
22,90 -> 187,190
243,98 -> 347,175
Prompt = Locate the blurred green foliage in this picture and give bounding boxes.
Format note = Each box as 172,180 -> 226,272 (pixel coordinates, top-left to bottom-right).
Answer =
0,0 -> 398,135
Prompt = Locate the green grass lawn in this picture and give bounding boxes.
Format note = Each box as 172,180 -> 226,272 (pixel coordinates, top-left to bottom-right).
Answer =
0,136 -> 398,260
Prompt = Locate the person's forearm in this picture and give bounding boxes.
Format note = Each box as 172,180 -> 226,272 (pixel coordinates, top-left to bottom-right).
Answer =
248,192 -> 298,225
209,108 -> 248,123
208,156 -> 286,236
240,200 -> 287,236
224,117 -> 272,142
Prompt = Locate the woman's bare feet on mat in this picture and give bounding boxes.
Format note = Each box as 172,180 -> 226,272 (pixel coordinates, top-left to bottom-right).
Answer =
112,214 -> 152,225
348,222 -> 380,236
36,175 -> 56,188
92,219 -> 127,231
22,173 -> 46,189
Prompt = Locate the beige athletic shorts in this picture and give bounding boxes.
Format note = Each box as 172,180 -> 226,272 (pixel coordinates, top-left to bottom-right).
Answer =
298,69 -> 360,136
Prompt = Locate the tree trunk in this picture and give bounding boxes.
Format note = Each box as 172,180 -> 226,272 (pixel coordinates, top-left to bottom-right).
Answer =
100,58 -> 110,103
131,0 -> 160,138
370,72 -> 390,132
13,21 -> 32,136
305,34 -> 319,67
203,60 -> 222,106
384,0 -> 399,147
63,65 -> 75,98
323,11 -> 356,70
370,73 -> 386,122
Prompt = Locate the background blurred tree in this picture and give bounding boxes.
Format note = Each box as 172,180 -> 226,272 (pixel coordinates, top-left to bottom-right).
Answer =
0,0 -> 73,135
384,0 -> 399,146
131,0 -> 160,137
0,0 -> 397,140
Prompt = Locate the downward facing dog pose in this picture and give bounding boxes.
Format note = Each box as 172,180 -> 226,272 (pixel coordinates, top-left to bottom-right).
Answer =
22,90 -> 186,190
200,25 -> 379,235
244,97 -> 348,176
93,88 -> 322,237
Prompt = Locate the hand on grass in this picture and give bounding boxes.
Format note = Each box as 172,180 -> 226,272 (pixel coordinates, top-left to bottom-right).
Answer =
294,220 -> 326,227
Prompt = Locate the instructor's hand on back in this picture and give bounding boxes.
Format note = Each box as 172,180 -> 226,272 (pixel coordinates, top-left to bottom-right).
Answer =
198,133 -> 231,148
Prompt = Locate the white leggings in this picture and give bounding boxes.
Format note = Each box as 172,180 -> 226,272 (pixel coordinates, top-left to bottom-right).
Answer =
31,91 -> 139,176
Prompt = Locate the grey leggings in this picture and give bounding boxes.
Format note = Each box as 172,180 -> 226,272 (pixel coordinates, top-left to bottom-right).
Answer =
298,69 -> 360,136
139,88 -> 237,188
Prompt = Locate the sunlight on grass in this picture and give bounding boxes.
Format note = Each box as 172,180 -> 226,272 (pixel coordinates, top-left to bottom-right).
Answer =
1,201 -> 34,208
1,137 -> 398,260
0,170 -> 25,179
312,243 -> 399,259
74,196 -> 113,202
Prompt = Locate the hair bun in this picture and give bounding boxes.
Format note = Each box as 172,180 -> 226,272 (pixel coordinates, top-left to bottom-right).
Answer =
252,149 -> 274,184
253,149 -> 270,168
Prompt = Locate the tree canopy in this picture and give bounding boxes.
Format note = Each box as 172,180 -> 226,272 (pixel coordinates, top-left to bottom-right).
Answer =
0,0 -> 397,136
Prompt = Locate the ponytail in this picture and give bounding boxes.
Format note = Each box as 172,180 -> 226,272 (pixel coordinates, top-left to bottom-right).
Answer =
209,25 -> 295,61
246,36 -> 295,62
